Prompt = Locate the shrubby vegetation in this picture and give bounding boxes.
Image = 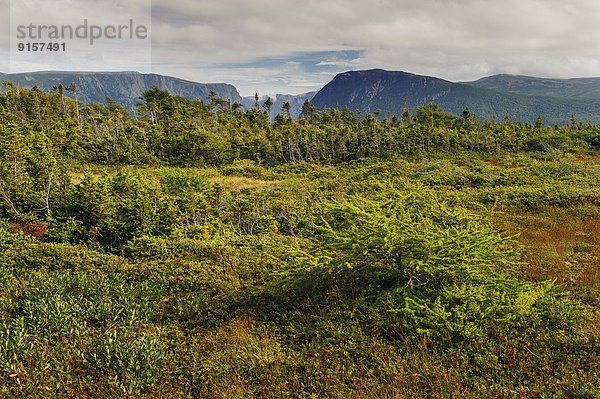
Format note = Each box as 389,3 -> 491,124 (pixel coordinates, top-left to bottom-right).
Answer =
1,83 -> 599,169
0,84 -> 598,398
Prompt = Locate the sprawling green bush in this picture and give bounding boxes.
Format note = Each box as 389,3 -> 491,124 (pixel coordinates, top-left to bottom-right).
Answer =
317,182 -> 575,341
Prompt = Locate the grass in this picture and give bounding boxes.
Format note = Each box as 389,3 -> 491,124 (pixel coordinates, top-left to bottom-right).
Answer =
208,175 -> 278,191
497,206 -> 600,299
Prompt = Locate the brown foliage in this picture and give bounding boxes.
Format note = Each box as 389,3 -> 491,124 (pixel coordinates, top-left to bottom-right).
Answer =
9,221 -> 48,239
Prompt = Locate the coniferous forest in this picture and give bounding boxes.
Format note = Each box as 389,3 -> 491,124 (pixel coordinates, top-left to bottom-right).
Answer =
0,83 -> 599,398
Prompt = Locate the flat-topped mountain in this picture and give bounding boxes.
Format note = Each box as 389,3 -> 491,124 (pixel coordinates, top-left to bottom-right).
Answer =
0,71 -> 242,109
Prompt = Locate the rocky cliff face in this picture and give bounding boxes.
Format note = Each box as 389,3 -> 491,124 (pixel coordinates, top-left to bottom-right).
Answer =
0,71 -> 242,109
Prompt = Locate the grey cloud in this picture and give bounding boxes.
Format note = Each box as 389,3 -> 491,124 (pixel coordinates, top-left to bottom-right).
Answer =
147,0 -> 600,94
4,0 -> 600,94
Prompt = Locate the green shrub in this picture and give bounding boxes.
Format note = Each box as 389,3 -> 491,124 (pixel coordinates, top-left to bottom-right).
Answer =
62,172 -> 179,249
317,182 -> 567,341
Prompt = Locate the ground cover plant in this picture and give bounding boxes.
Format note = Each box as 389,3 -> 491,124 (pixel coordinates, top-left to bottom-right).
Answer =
0,86 -> 598,398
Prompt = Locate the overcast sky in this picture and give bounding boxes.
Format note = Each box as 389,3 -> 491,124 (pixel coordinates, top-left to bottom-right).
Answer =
2,0 -> 600,96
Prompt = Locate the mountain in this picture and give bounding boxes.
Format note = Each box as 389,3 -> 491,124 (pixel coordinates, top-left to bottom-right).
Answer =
242,92 -> 316,119
4,69 -> 600,124
310,69 -> 600,124
0,71 -> 242,109
465,74 -> 600,100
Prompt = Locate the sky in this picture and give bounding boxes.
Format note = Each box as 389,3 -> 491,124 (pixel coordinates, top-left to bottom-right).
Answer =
2,0 -> 600,96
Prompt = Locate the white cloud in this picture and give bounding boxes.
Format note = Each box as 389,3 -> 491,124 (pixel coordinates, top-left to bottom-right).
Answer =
148,0 -> 600,94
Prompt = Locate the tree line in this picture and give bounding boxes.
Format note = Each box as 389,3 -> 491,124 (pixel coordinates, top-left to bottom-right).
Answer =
1,83 -> 598,168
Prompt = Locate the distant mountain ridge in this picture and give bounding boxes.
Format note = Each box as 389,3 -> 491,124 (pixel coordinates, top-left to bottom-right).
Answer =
0,71 -> 242,109
310,69 -> 600,124
242,92 -> 316,119
465,74 -> 600,100
3,69 -> 600,124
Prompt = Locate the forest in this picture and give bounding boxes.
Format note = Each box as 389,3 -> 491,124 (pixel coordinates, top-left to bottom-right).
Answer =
0,82 -> 598,398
